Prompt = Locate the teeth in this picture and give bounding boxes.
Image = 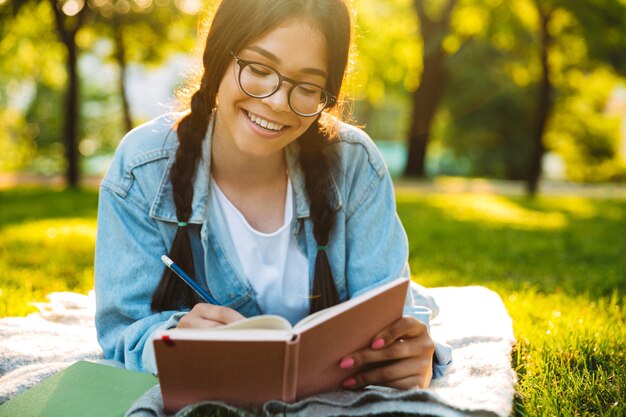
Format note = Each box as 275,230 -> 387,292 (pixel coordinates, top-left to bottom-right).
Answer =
247,111 -> 284,131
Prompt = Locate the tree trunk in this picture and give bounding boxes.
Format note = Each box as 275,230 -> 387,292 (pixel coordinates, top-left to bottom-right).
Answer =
50,0 -> 85,188
65,36 -> 79,187
404,50 -> 449,177
527,5 -> 554,196
113,22 -> 133,132
405,0 -> 457,178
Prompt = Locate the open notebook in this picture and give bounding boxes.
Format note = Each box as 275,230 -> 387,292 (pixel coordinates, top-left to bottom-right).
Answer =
153,277 -> 409,412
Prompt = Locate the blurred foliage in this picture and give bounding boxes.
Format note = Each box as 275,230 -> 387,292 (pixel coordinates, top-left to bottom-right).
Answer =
435,1 -> 535,179
350,0 -> 420,140
538,0 -> 626,182
0,1 -> 64,172
0,0 -> 199,175
441,38 -> 536,180
548,68 -> 625,182
0,0 -> 625,182
351,0 -> 626,182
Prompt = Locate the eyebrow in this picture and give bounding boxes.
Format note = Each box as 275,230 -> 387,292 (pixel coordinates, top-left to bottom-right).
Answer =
244,45 -> 328,78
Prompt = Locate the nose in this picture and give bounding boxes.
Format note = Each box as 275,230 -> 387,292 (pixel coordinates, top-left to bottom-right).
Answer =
260,82 -> 291,113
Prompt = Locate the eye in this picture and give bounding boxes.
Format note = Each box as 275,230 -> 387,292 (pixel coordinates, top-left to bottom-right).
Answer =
247,63 -> 273,77
298,84 -> 321,96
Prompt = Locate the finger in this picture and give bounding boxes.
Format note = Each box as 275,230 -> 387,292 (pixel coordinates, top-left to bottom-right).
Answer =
370,316 -> 428,350
343,356 -> 433,389
373,370 -> 433,390
177,304 -> 245,329
191,304 -> 246,324
386,373 -> 432,390
176,315 -> 225,329
341,334 -> 434,369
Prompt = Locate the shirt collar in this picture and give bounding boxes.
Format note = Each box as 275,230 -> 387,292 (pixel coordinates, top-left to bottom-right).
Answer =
150,113 -> 342,223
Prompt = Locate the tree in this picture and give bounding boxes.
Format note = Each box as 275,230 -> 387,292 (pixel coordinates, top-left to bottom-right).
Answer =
50,0 -> 86,187
404,0 -> 457,177
350,0 -> 422,142
527,0 -> 554,194
2,0 -> 86,186
441,43 -> 536,180
400,0 -> 626,191
526,0 -> 626,193
0,2 -> 64,173
1,0 -> 200,185
86,1 -> 199,132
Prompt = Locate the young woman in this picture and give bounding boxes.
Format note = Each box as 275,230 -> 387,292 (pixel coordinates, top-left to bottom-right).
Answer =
95,0 -> 450,393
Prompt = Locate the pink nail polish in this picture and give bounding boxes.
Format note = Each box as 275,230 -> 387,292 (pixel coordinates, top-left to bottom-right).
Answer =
371,338 -> 385,349
340,357 -> 355,369
342,377 -> 357,387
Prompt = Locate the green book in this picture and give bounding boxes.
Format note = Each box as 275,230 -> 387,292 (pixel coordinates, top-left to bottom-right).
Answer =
0,361 -> 158,417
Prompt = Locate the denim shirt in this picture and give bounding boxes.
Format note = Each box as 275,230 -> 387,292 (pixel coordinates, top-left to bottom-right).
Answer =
94,112 -> 451,377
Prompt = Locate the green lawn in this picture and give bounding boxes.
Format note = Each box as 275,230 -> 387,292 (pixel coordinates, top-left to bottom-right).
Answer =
0,187 -> 624,415
0,187 -> 99,316
396,191 -> 626,416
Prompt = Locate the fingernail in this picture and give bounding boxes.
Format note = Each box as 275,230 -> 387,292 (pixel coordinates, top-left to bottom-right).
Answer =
340,357 -> 355,369
371,338 -> 385,349
342,377 -> 357,387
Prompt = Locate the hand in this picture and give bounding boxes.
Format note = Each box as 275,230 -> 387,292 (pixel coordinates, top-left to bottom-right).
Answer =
176,303 -> 245,329
339,316 -> 435,389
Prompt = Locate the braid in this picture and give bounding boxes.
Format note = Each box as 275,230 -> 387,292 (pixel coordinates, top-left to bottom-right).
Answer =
151,89 -> 211,312
299,119 -> 340,314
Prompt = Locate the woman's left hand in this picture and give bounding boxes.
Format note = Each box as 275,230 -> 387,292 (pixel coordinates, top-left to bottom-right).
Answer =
339,316 -> 435,389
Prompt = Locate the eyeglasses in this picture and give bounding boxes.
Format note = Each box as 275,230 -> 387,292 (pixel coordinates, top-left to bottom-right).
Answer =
231,51 -> 336,117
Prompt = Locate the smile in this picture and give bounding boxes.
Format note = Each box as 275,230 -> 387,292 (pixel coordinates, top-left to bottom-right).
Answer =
246,111 -> 285,132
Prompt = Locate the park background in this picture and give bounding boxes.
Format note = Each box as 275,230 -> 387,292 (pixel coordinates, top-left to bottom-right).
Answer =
0,0 -> 625,415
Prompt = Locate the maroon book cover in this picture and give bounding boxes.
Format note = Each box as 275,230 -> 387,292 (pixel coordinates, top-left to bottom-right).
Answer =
154,277 -> 409,412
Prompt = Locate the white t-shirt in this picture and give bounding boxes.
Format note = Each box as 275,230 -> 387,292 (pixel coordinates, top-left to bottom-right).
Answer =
210,177 -> 310,324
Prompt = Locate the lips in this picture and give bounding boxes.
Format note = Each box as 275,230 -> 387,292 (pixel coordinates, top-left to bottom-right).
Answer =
246,111 -> 286,132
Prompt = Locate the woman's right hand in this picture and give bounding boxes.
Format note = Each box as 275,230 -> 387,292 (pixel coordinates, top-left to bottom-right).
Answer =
176,303 -> 246,329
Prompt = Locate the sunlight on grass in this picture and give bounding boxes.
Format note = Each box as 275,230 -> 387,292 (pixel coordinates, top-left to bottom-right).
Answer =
395,190 -> 625,414
0,218 -> 96,317
2,219 -> 97,243
531,196 -> 599,218
425,194 -> 568,229
1,187 -> 624,415
506,288 -> 626,415
397,192 -> 626,297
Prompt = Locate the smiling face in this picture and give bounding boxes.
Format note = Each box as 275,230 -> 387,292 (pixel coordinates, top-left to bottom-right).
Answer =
212,18 -> 328,161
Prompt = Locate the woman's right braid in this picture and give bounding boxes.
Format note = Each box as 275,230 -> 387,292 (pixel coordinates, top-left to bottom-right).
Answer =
151,88 -> 211,312
171,90 -> 208,221
299,120 -> 340,314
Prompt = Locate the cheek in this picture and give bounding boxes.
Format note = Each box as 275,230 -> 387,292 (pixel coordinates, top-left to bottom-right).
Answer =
216,68 -> 243,105
297,116 -> 317,134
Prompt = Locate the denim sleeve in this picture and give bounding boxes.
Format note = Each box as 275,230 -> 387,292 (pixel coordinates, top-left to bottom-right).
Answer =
345,170 -> 451,378
345,170 -> 410,297
404,281 -> 453,378
94,184 -> 182,372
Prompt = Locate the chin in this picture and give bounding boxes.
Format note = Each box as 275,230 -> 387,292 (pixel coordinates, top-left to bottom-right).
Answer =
235,138 -> 286,159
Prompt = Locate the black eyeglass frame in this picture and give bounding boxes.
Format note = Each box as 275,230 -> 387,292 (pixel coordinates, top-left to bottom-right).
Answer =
230,51 -> 336,117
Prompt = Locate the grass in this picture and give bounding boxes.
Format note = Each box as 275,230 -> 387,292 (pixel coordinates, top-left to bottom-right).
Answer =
0,187 -> 99,315
396,191 -> 625,416
0,186 -> 624,415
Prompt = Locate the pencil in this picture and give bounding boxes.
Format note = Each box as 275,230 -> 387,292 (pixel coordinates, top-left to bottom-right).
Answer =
160,255 -> 220,305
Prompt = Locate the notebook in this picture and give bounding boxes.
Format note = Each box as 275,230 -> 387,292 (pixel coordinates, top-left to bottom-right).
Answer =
0,361 -> 158,417
154,277 -> 409,412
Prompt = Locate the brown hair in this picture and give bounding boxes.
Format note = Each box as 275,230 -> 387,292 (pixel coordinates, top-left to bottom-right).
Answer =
152,0 -> 353,314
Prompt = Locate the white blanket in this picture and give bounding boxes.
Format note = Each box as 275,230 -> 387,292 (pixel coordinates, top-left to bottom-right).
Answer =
0,287 -> 516,417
